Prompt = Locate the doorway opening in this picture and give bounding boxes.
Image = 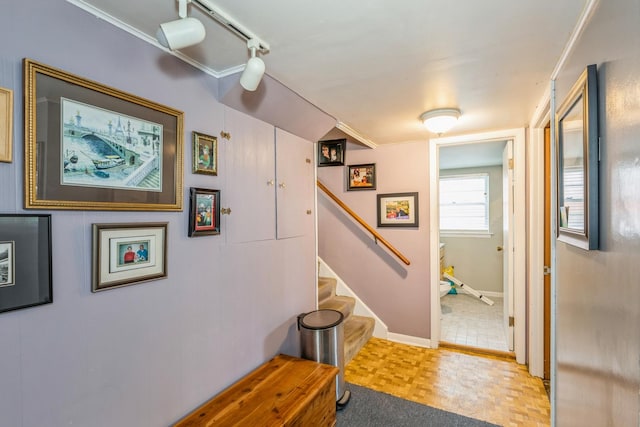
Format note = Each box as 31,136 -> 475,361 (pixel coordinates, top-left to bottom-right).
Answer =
438,140 -> 510,353
429,128 -> 527,364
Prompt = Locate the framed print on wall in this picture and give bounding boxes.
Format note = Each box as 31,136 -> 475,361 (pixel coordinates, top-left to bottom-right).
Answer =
347,163 -> 376,190
318,138 -> 346,166
377,192 -> 419,228
556,64 -> 599,250
0,86 -> 12,163
0,214 -> 52,314
24,59 -> 184,211
92,222 -> 168,292
192,131 -> 217,175
188,187 -> 221,237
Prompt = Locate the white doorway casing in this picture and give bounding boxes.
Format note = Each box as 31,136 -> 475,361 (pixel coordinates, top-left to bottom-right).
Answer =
429,128 -> 527,365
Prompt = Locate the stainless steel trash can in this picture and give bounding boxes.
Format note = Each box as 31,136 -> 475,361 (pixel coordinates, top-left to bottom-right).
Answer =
298,309 -> 350,406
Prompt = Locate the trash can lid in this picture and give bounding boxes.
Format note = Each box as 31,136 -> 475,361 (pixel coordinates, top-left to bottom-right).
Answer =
299,309 -> 343,330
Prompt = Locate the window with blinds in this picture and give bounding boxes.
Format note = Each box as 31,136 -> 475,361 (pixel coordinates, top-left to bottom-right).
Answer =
439,173 -> 489,233
561,166 -> 585,230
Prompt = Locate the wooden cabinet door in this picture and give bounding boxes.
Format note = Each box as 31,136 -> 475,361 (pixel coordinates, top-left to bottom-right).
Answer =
224,107 -> 276,243
275,128 -> 315,239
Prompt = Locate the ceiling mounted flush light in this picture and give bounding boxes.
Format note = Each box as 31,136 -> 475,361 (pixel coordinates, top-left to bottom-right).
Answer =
240,39 -> 266,91
420,108 -> 461,134
157,0 -> 206,50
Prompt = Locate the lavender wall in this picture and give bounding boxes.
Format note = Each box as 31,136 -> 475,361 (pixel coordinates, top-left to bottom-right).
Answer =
0,1 -> 318,426
554,0 -> 640,424
317,141 -> 431,338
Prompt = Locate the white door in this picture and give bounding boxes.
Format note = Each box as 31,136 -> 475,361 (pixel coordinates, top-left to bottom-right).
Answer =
502,140 -> 515,350
274,128 -> 314,239
224,107 -> 276,244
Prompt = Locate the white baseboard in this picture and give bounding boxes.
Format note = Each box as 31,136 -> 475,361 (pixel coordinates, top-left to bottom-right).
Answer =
387,333 -> 433,349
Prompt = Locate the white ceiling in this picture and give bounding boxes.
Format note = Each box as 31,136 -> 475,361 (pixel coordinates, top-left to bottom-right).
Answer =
69,0 -> 588,145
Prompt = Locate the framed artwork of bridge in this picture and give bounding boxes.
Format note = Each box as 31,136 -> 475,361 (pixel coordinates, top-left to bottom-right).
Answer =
23,59 -> 184,211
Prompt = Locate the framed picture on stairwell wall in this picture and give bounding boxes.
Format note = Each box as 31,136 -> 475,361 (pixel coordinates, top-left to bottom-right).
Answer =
318,138 -> 346,166
23,59 -> 184,211
377,192 -> 419,228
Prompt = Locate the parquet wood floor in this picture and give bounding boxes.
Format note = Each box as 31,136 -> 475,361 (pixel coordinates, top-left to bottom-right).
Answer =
344,338 -> 550,427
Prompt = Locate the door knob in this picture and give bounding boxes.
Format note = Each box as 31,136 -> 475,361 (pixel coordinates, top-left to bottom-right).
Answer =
497,246 -> 503,251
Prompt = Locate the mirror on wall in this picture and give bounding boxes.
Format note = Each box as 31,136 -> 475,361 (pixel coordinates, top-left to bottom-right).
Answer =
556,64 -> 599,250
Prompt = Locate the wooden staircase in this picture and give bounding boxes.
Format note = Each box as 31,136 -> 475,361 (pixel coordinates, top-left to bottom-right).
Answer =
318,276 -> 375,364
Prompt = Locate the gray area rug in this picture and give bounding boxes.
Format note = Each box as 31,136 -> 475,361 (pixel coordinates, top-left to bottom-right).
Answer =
336,383 -> 501,426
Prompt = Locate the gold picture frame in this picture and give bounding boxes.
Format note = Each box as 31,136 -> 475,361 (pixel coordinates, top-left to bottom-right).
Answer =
0,86 -> 12,163
192,131 -> 217,175
24,59 -> 184,211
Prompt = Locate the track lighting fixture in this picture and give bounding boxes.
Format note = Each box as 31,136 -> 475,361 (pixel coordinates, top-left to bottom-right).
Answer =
239,39 -> 266,91
420,108 -> 461,134
156,0 -> 206,50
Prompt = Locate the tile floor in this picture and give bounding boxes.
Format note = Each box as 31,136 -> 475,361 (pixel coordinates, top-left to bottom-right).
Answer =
440,292 -> 509,352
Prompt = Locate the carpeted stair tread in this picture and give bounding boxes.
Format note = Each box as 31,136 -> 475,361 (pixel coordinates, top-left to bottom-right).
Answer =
319,295 -> 356,320
318,277 -> 336,304
344,315 -> 375,364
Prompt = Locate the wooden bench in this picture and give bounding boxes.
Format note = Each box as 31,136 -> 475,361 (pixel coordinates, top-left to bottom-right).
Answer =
173,354 -> 339,427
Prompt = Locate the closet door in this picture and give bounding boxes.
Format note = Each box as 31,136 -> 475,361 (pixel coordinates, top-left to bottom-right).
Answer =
275,128 -> 315,239
224,107 -> 276,243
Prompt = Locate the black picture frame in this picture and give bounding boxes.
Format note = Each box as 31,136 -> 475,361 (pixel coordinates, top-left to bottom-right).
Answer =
0,214 -> 52,314
347,163 -> 376,190
92,222 -> 168,292
188,187 -> 221,237
377,192 -> 419,228
556,64 -> 599,250
24,59 -> 184,211
318,138 -> 346,166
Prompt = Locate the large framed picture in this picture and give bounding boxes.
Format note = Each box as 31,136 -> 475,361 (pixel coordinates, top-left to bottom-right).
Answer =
24,59 -> 184,211
192,131 -> 217,175
318,138 -> 346,166
92,222 -> 168,292
347,163 -> 376,190
377,192 -> 419,228
0,86 -> 12,163
556,64 -> 599,250
0,214 -> 52,314
188,187 -> 221,237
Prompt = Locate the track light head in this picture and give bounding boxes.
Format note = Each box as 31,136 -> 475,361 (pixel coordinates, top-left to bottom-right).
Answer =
157,0 -> 205,50
240,39 -> 266,91
157,17 -> 206,50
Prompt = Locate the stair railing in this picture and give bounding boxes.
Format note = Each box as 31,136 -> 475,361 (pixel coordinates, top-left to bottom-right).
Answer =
317,180 -> 411,266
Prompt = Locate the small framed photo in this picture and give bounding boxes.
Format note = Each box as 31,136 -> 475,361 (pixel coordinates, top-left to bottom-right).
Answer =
377,192 -> 419,228
189,187 -> 221,237
192,131 -> 218,175
92,222 -> 168,292
347,163 -> 376,190
318,138 -> 346,166
0,214 -> 52,314
0,86 -> 12,163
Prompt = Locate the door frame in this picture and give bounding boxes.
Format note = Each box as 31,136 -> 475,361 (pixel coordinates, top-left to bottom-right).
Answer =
527,87 -> 551,378
429,128 -> 526,364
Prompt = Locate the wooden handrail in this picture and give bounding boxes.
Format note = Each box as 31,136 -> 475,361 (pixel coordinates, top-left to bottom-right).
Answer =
317,180 -> 411,266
